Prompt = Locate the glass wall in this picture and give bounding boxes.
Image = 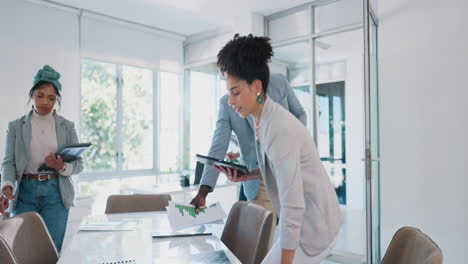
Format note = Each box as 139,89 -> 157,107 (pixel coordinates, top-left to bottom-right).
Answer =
369,11 -> 381,264
267,0 -> 380,262
316,29 -> 367,258
271,41 -> 314,134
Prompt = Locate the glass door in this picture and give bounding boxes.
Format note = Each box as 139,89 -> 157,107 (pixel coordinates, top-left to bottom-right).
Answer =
364,1 -> 381,262
266,0 -> 381,261
315,29 -> 367,263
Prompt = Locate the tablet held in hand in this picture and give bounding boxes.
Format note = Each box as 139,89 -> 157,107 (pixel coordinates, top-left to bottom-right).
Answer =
38,143 -> 92,172
196,154 -> 249,174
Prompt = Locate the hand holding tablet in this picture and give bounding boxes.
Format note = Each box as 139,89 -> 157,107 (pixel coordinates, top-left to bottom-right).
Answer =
196,154 -> 262,183
196,154 -> 249,174
38,143 -> 92,172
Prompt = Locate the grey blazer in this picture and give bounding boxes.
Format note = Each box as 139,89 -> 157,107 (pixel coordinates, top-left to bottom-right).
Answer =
1,110 -> 83,209
200,73 -> 307,199
256,97 -> 343,256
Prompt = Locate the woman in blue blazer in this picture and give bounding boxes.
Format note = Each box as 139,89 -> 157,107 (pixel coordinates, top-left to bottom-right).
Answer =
215,35 -> 343,264
1,65 -> 83,251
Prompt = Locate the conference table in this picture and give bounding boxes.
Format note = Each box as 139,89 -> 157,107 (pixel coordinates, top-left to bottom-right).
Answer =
58,211 -> 241,263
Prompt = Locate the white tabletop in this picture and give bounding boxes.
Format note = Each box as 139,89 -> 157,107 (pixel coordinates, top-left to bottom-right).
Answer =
124,181 -> 238,196
58,211 -> 241,264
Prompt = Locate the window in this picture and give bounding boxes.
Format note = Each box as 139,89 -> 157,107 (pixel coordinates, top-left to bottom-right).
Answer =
159,72 -> 181,173
80,59 -> 181,176
81,60 -> 117,171
121,65 -> 153,170
188,70 -> 216,170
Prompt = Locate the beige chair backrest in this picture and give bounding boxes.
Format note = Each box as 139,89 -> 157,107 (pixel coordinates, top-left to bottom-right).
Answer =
105,194 -> 172,214
381,226 -> 443,264
221,201 -> 275,264
0,235 -> 18,264
0,212 -> 58,264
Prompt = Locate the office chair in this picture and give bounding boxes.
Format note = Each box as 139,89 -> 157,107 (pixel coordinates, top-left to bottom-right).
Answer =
0,236 -> 18,264
381,226 -> 443,264
105,194 -> 172,214
0,212 -> 59,264
221,201 -> 275,264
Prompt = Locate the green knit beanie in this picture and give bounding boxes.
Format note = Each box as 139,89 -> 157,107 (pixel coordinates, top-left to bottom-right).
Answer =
32,65 -> 62,93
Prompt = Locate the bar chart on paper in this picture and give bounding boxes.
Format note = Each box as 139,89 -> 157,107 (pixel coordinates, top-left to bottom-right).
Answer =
167,202 -> 226,230
174,203 -> 218,218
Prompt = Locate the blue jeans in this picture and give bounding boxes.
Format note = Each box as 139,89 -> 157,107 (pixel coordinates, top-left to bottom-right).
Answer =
14,177 -> 69,252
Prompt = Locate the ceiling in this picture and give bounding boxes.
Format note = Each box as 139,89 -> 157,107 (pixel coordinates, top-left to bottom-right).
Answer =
49,0 -> 315,36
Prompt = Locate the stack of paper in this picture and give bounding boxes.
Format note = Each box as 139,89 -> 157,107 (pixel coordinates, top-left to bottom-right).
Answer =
166,201 -> 226,230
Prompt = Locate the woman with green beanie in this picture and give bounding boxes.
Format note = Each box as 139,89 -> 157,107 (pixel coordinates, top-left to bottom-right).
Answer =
0,65 -> 83,252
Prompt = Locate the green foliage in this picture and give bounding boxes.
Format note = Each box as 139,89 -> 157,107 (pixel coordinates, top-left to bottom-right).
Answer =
81,60 -> 117,170
80,60 -> 153,171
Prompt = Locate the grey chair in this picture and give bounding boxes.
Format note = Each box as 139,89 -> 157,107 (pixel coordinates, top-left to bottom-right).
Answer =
0,212 -> 58,264
0,236 -> 18,264
221,201 -> 275,264
381,226 -> 443,264
105,194 -> 172,214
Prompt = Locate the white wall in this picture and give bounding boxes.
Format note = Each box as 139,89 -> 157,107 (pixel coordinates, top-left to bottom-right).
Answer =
378,0 -> 468,262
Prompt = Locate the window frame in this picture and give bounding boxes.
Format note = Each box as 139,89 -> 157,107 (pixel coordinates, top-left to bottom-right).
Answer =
79,58 -> 184,181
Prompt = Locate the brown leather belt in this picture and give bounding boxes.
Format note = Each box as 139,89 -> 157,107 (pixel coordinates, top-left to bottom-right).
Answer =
23,173 -> 59,181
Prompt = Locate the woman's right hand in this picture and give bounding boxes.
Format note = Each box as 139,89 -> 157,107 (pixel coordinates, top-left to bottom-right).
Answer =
1,186 -> 15,218
190,185 -> 211,213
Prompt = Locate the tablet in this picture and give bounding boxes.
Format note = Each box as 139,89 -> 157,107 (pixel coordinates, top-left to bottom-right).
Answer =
38,143 -> 92,171
196,154 -> 249,175
55,143 -> 92,162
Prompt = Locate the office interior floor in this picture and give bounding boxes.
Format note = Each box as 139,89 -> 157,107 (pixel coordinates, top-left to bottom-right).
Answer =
327,207 -> 367,264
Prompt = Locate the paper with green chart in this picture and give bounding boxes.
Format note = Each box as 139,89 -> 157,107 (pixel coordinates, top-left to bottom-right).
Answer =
166,201 -> 227,230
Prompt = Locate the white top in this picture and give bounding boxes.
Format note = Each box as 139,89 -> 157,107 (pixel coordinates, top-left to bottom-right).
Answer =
25,110 -> 58,174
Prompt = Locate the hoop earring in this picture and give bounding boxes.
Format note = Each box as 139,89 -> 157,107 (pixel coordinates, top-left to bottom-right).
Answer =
256,92 -> 264,104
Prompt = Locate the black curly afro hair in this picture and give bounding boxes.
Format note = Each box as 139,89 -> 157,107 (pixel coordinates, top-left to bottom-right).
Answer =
217,34 -> 273,94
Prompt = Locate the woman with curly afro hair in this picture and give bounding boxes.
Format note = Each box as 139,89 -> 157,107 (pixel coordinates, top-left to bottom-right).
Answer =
215,34 -> 343,264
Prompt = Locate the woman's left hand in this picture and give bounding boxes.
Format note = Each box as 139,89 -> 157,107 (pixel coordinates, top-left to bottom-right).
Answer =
44,153 -> 65,171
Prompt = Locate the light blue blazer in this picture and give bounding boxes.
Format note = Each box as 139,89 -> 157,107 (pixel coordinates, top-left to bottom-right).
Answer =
1,110 -> 84,209
200,73 -> 307,199
256,97 -> 343,256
